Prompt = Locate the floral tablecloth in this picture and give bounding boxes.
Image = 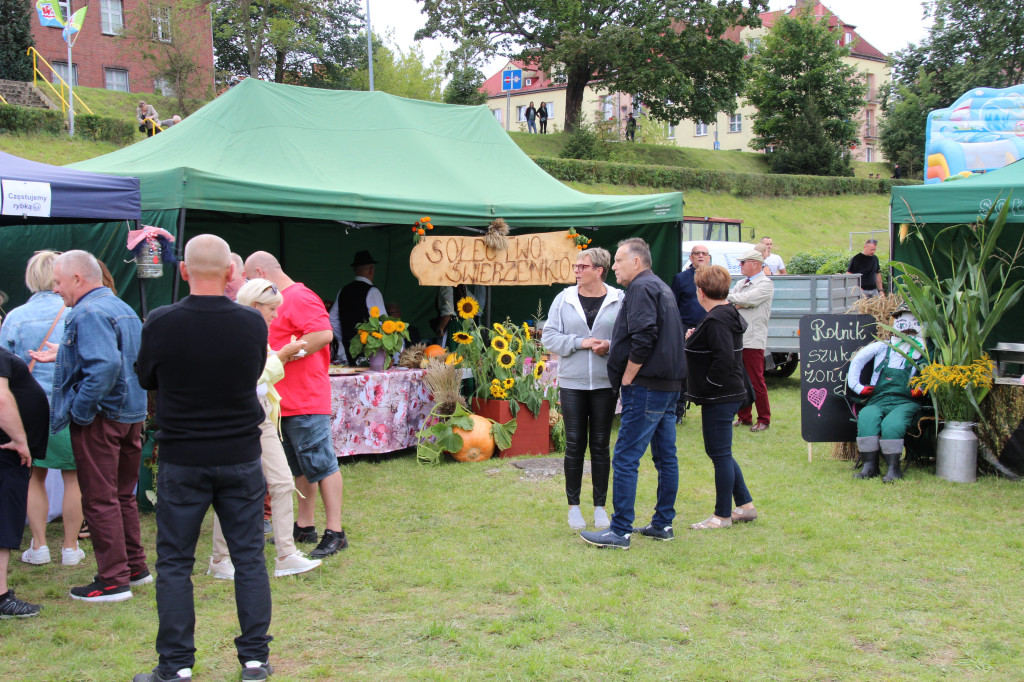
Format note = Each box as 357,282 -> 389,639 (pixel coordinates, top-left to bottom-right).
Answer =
330,368 -> 432,457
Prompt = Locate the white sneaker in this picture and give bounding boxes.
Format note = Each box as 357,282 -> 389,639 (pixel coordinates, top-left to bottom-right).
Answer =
594,507 -> 611,529
274,551 -> 322,577
568,506 -> 586,530
21,544 -> 51,565
207,557 -> 235,581
62,545 -> 86,566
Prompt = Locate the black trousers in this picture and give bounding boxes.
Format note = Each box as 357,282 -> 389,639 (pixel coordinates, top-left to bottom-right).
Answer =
561,387 -> 616,506
155,460 -> 271,675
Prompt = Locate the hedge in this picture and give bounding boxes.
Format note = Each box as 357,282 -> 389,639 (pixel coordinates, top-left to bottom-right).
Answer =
74,114 -> 135,145
0,103 -> 64,135
533,156 -> 921,198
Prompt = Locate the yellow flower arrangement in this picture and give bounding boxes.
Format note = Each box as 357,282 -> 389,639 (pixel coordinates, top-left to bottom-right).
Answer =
348,309 -> 411,370
910,355 -> 995,422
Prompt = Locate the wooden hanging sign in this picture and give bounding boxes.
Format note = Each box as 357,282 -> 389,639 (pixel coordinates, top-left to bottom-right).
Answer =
409,232 -> 579,286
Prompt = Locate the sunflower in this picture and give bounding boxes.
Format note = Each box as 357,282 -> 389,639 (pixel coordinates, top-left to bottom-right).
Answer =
511,338 -> 523,354
453,331 -> 474,345
395,321 -> 407,332
493,322 -> 509,336
445,352 -> 463,366
491,378 -> 501,386
359,331 -> 369,344
503,378 -> 515,389
381,320 -> 397,334
489,384 -> 507,399
370,306 -> 380,318
523,323 -> 531,340
490,336 -> 508,352
457,296 -> 480,319
371,331 -> 383,340
534,360 -> 546,379
497,351 -> 516,369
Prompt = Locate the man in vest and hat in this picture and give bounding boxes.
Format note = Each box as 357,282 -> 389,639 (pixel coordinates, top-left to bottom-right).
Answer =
329,251 -> 386,365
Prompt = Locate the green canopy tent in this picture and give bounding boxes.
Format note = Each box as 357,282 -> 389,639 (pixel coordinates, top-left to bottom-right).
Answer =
67,79 -> 684,330
890,162 -> 1024,345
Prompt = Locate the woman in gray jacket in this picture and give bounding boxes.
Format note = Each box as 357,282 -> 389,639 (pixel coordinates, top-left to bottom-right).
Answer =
543,248 -> 623,530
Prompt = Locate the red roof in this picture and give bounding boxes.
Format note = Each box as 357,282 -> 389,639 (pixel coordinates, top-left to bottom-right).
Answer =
760,2 -> 887,61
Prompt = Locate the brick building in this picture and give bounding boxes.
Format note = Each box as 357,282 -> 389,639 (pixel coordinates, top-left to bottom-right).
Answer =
28,0 -> 214,96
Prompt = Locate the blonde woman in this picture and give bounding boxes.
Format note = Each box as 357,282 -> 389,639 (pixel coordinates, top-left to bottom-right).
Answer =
0,251 -> 83,566
208,279 -> 321,578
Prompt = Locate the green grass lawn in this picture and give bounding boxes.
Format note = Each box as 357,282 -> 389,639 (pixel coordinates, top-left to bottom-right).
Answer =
0,132 -> 123,165
3,380 -> 1022,681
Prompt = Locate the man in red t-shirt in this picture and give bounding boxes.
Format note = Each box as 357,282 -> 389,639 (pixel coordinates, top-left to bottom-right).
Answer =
244,252 -> 347,559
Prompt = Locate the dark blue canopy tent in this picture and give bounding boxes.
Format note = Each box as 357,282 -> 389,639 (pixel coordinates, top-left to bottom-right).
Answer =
0,151 -> 145,315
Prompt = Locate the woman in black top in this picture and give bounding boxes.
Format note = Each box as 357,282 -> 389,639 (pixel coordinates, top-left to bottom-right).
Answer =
684,265 -> 757,530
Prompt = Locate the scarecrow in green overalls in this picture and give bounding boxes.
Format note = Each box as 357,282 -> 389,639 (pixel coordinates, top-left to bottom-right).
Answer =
847,304 -> 927,482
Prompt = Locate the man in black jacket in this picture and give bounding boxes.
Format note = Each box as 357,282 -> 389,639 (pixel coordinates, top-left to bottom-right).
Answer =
581,238 -> 685,549
134,234 -> 273,682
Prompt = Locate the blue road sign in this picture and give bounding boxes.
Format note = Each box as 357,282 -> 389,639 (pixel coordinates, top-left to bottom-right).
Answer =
501,69 -> 523,92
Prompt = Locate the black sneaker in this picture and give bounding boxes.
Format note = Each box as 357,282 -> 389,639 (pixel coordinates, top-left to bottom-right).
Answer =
241,661 -> 273,680
70,579 -> 132,602
635,523 -> 674,541
310,528 -> 348,559
0,590 -> 42,618
579,528 -> 631,549
132,668 -> 192,681
292,523 -> 318,544
130,568 -> 154,586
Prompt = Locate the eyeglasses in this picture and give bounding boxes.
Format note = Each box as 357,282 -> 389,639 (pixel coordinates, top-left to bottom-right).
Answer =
262,283 -> 279,295
690,251 -> 709,256
573,264 -> 594,272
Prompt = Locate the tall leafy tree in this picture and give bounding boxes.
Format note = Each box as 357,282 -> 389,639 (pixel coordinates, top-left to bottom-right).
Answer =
415,0 -> 766,131
349,42 -> 444,102
212,0 -> 363,86
442,67 -> 487,106
0,0 -> 34,82
745,7 -> 866,176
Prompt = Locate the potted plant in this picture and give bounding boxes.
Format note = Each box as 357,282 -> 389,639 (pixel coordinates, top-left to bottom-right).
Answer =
450,295 -> 558,456
347,305 -> 411,370
890,199 -> 1024,480
415,359 -> 515,465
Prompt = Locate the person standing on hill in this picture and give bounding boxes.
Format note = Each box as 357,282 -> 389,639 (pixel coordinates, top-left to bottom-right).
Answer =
847,239 -> 884,298
538,103 -> 549,133
525,101 -> 538,133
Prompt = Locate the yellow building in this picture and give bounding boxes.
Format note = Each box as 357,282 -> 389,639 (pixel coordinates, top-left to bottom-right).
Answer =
481,0 -> 889,162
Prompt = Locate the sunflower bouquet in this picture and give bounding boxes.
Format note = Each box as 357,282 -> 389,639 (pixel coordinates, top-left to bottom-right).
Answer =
450,295 -> 554,417
910,356 -> 995,423
348,305 -> 411,370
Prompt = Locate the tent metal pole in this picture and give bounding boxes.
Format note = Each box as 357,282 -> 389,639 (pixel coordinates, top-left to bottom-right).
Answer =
173,208 -> 186,303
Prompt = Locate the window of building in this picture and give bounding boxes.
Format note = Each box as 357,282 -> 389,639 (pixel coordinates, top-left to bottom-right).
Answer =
57,0 -> 69,23
51,62 -> 78,87
105,68 -> 129,92
728,113 -> 742,133
845,31 -> 853,45
492,108 -> 503,124
152,5 -> 172,43
543,102 -> 554,119
525,78 -> 532,86
516,105 -> 527,122
866,147 -> 874,162
100,0 -> 124,35
667,122 -> 676,139
601,96 -> 615,121
695,121 -> 708,136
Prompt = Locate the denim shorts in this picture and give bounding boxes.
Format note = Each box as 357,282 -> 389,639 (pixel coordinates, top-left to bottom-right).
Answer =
280,414 -> 338,483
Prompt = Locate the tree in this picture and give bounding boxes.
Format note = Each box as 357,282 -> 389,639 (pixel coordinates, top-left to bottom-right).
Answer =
415,0 -> 766,131
442,67 -> 487,106
745,7 -> 866,176
212,0 -> 363,86
349,41 -> 444,102
878,80 -> 940,179
0,0 -> 34,82
119,2 -> 213,114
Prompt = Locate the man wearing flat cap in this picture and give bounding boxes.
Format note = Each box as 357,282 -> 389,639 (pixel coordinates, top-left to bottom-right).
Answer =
728,249 -> 775,432
330,251 -> 386,365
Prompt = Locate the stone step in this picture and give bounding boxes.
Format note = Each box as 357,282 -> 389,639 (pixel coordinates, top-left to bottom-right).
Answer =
0,79 -> 60,110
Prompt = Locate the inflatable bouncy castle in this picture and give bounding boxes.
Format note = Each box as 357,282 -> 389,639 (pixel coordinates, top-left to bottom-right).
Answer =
924,84 -> 1024,184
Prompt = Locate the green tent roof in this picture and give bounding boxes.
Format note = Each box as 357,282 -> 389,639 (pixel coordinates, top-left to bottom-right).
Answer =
891,161 -> 1024,225
70,79 -> 682,228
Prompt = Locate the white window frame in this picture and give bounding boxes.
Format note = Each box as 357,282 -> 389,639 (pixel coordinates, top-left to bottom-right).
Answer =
601,96 -> 615,121
57,0 -> 69,24
51,62 -> 78,87
866,147 -> 874,162
516,105 -> 527,122
104,68 -> 130,92
100,0 -> 124,35
845,31 -> 853,45
492,108 -> 503,124
152,6 -> 172,43
544,102 -> 554,119
667,122 -> 676,139
695,121 -> 708,137
525,78 -> 532,86
728,113 -> 742,133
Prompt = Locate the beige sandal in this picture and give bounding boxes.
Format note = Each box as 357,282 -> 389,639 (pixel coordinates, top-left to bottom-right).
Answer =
690,515 -> 732,530
731,507 -> 758,523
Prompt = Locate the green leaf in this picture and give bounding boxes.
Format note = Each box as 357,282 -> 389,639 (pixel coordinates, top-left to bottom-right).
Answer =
491,419 -> 517,450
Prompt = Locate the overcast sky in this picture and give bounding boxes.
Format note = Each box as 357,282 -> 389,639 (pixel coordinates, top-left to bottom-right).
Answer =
379,0 -> 932,78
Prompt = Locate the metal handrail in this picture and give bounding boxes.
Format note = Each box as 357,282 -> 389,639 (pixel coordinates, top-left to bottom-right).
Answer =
25,46 -> 94,115
0,92 -> 7,105
141,116 -> 165,134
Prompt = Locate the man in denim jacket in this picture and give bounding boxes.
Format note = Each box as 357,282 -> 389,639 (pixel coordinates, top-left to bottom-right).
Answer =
36,250 -> 150,603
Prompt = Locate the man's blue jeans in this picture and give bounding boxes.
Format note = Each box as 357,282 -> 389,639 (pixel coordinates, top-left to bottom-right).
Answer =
610,384 -> 680,536
527,119 -> 537,133
155,460 -> 272,675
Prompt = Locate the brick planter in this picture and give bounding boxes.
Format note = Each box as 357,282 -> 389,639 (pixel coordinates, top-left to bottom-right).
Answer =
471,398 -> 552,458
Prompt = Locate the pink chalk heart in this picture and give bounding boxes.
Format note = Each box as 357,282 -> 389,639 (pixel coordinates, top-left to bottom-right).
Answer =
807,388 -> 827,411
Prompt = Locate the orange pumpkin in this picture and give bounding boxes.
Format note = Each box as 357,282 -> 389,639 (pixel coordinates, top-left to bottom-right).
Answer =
424,344 -> 446,358
450,415 -> 495,462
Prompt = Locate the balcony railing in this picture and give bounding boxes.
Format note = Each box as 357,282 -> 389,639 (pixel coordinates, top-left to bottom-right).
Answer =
863,124 -> 879,139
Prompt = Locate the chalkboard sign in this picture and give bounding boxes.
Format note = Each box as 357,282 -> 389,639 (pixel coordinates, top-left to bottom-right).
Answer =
800,314 -> 876,443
